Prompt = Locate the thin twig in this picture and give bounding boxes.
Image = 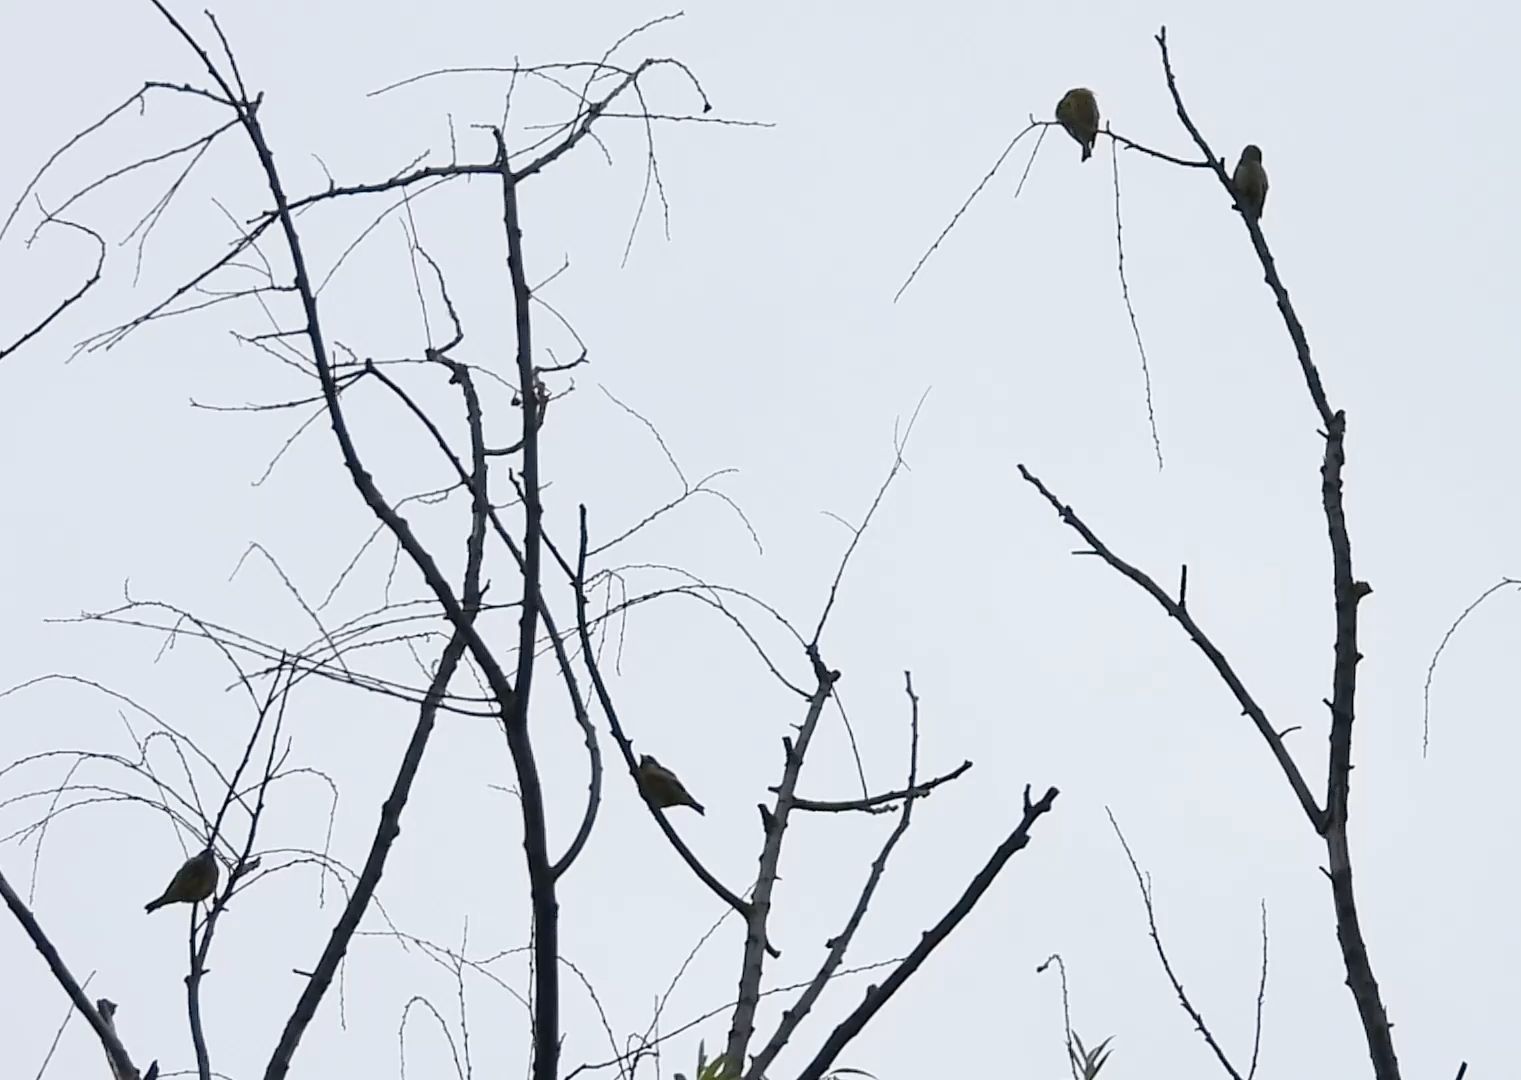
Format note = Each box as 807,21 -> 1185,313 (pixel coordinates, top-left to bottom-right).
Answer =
1035,954 -> 1079,1080
790,759 -> 972,812
1108,809 -> 1243,1080
746,672 -> 931,1078
1109,138 -> 1163,470
1248,901 -> 1268,1080
1421,577 -> 1519,757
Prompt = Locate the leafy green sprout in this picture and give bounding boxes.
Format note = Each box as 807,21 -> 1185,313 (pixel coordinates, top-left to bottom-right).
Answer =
673,1041 -> 877,1080
1070,1032 -> 1115,1080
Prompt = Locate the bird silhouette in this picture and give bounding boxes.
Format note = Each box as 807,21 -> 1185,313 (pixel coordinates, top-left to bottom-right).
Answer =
1055,88 -> 1101,162
638,754 -> 705,815
1232,144 -> 1269,221
144,847 -> 219,913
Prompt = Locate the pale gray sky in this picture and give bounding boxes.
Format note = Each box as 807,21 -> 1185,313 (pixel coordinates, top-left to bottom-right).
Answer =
2,3 -> 1517,1079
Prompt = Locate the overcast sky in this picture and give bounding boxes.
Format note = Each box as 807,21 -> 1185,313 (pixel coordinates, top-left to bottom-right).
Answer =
3,3 -> 1517,1079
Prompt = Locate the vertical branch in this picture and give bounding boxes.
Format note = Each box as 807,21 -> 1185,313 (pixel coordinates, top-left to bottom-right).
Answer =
723,649 -> 839,1074
744,672 -> 925,1079
1149,28 -> 1395,1080
136,11 -> 543,1078
1319,413 -> 1390,1073
1248,901 -> 1269,1080
494,127 -> 561,1080
187,662 -> 294,1080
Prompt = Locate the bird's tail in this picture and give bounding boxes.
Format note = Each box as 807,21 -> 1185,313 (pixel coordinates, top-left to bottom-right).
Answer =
692,801 -> 706,816
144,895 -> 169,914
1081,143 -> 1093,162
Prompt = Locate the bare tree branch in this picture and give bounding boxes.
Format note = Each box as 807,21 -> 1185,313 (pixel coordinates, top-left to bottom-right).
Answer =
1017,463 -> 1322,826
567,507 -> 755,920
746,671 -> 929,1078
0,867 -> 149,1080
790,759 -> 972,813
1153,27 -> 1395,1080
793,784 -> 1059,1080
1108,809 -> 1244,1080
723,650 -> 839,1072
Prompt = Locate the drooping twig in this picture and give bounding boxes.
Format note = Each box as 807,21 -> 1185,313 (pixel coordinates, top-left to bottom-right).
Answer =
1421,577 -> 1519,757
0,217 -> 104,363
1109,139 -> 1163,471
1035,953 -> 1079,1080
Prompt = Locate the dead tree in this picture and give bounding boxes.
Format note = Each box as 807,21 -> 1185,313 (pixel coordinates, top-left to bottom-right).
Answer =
1007,27 -> 1402,1080
0,8 -> 1057,1080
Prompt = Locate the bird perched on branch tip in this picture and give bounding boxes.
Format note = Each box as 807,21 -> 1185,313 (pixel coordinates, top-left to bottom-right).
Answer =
638,754 -> 705,815
1055,87 -> 1101,162
1232,144 -> 1269,221
144,847 -> 219,913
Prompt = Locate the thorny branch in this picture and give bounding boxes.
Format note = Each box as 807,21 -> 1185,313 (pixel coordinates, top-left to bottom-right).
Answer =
1017,463 -> 1322,826
1154,26 -> 1395,1080
1018,26 -> 1397,1080
723,649 -> 839,1073
746,672 -> 930,1079
793,784 -> 1060,1080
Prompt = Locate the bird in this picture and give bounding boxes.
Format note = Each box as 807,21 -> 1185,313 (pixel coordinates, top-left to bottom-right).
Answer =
638,754 -> 705,815
1055,88 -> 1101,162
144,847 -> 219,913
1232,144 -> 1269,221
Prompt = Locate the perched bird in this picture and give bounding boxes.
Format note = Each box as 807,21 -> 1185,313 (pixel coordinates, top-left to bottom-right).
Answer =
638,754 -> 705,815
1232,144 -> 1269,221
144,847 -> 219,914
1055,88 -> 1101,162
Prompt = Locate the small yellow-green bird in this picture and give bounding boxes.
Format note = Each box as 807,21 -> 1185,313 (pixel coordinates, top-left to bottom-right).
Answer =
638,754 -> 705,815
1055,88 -> 1101,162
1232,144 -> 1269,222
144,847 -> 219,913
